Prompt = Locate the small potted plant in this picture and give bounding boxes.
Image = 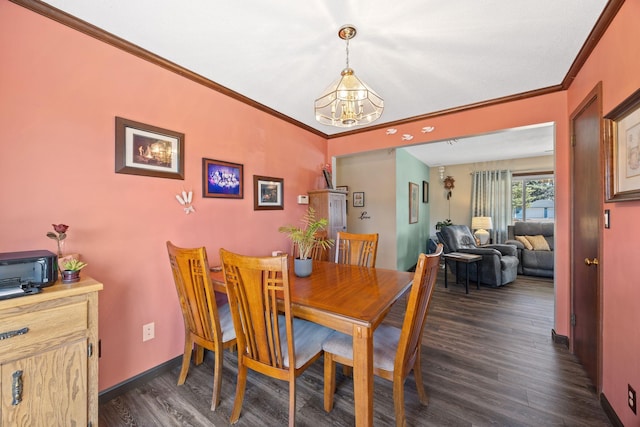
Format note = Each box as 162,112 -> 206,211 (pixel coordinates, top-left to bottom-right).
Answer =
60,258 -> 88,284
278,207 -> 334,277
435,219 -> 453,231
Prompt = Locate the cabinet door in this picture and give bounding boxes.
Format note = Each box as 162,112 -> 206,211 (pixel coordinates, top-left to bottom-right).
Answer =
2,339 -> 87,426
328,193 -> 347,238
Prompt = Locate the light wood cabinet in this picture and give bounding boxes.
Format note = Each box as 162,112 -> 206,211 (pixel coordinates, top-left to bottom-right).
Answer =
308,189 -> 347,260
0,277 -> 102,426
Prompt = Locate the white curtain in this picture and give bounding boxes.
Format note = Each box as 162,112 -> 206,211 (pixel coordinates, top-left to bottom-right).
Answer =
471,170 -> 512,243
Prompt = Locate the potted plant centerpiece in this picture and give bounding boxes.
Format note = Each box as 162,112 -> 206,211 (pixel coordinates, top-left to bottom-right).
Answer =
60,258 -> 88,284
278,207 -> 334,277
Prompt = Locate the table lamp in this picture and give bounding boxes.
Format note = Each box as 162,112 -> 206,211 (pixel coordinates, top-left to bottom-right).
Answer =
471,216 -> 493,245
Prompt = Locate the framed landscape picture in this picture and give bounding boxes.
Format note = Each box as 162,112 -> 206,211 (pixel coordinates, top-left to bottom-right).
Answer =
254,175 -> 284,210
115,117 -> 184,180
202,158 -> 244,198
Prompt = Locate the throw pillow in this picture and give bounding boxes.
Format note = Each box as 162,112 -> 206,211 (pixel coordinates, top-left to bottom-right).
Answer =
515,235 -> 533,250
525,235 -> 551,251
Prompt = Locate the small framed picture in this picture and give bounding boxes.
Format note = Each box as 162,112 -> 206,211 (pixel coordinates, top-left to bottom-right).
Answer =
409,182 -> 419,224
115,117 -> 184,180
254,175 -> 284,210
353,191 -> 365,207
336,186 -> 349,193
323,169 -> 333,189
604,88 -> 640,202
202,158 -> 244,198
423,181 -> 429,203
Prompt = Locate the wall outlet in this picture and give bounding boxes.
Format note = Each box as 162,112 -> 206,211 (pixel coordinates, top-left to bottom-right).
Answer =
143,322 -> 155,342
629,384 -> 637,414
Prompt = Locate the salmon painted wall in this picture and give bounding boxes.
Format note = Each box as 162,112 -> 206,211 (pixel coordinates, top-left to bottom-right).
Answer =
0,2 -> 326,391
566,1 -> 640,425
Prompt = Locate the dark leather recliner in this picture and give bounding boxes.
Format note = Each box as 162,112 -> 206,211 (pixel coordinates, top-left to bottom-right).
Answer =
437,225 -> 519,287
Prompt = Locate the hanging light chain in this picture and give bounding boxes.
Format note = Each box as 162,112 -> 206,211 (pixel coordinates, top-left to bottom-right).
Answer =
345,37 -> 350,69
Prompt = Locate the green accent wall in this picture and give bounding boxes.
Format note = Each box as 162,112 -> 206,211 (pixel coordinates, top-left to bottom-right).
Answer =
395,149 -> 430,271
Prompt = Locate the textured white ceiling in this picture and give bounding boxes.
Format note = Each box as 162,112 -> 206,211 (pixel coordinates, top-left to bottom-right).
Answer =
41,0 -> 608,138
402,123 -> 555,167
34,1 -> 610,166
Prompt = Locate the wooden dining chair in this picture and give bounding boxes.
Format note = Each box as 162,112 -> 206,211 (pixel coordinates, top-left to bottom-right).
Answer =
219,249 -> 333,426
334,231 -> 379,267
322,244 -> 443,427
166,241 -> 237,411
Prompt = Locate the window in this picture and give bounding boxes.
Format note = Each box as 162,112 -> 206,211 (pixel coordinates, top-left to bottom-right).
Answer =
512,174 -> 554,222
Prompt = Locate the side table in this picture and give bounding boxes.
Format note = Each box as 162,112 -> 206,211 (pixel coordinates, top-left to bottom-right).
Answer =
443,252 -> 482,294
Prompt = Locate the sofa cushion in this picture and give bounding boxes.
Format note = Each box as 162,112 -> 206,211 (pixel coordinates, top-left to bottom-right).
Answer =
516,235 -> 533,250
525,235 -> 551,251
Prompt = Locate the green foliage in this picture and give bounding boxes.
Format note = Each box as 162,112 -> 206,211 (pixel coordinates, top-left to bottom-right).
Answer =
62,259 -> 88,271
278,207 -> 334,260
435,219 -> 453,230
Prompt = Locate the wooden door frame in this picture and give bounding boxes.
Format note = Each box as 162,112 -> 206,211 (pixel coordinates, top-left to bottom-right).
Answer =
569,81 -> 604,392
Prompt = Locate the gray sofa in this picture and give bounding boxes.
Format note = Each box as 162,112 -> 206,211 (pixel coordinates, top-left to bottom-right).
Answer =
437,225 -> 519,287
506,222 -> 554,278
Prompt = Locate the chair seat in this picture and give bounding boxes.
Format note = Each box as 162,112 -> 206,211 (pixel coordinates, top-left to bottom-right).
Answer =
218,303 -> 237,343
281,316 -> 332,369
322,324 -> 400,372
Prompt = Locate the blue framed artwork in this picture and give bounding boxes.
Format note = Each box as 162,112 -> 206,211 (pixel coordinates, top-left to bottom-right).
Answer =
202,158 -> 243,198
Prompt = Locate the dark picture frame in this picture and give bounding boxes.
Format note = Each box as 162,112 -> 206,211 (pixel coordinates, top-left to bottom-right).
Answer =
409,182 -> 419,223
422,181 -> 429,203
115,117 -> 184,179
604,88 -> 640,202
202,158 -> 244,199
353,191 -> 365,207
336,185 -> 349,193
254,175 -> 284,210
323,169 -> 333,189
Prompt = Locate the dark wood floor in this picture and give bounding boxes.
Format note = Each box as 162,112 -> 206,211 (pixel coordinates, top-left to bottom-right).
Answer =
99,272 -> 612,426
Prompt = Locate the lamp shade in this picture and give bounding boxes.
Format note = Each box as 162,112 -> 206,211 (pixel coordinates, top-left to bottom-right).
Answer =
471,216 -> 493,231
471,216 -> 493,245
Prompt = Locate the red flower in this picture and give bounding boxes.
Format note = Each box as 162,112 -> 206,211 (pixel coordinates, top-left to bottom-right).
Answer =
47,223 -> 69,256
53,224 -> 69,234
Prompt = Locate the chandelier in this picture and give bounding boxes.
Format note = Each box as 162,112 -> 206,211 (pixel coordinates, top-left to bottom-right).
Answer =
314,25 -> 384,128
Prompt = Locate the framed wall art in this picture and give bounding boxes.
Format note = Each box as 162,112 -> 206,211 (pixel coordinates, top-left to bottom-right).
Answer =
115,117 -> 184,179
323,169 -> 333,189
353,192 -> 365,207
254,175 -> 284,210
409,182 -> 419,224
336,185 -> 349,193
202,158 -> 244,199
604,88 -> 640,202
422,181 -> 429,203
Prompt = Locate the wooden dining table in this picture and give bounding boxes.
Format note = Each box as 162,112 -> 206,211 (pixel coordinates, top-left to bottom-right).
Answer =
211,259 -> 413,427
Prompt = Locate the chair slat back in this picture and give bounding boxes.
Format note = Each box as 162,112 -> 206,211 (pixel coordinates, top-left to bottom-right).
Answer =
220,249 -> 293,371
395,244 -> 443,376
167,242 -> 222,345
334,231 -> 379,267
